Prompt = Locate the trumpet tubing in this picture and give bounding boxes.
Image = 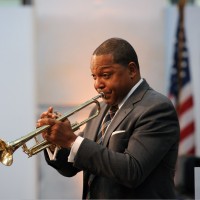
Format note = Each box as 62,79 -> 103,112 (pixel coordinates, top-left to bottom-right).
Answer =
0,93 -> 104,166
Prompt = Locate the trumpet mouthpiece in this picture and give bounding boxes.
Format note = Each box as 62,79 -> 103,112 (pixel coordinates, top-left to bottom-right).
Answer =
100,92 -> 105,98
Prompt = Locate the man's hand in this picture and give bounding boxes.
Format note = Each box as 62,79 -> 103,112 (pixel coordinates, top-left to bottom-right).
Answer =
37,117 -> 77,149
36,106 -> 61,138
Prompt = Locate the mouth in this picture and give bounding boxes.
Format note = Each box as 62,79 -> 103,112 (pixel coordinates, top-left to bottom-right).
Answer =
101,91 -> 112,100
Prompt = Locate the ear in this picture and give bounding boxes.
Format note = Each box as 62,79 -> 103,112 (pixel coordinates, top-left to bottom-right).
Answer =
128,62 -> 137,79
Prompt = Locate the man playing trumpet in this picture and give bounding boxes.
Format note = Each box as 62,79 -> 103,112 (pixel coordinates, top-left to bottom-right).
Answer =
37,38 -> 180,199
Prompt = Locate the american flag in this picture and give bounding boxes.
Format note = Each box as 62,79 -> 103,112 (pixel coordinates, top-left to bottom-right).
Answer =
168,5 -> 195,155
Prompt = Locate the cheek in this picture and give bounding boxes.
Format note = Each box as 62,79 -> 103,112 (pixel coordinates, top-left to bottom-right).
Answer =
93,82 -> 97,89
112,79 -> 130,96
110,77 -> 123,89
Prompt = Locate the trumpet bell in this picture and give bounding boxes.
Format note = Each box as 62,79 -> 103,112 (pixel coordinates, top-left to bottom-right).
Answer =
0,139 -> 13,166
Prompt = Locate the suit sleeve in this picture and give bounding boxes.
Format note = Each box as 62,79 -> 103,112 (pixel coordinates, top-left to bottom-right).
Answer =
73,97 -> 180,188
44,147 -> 81,177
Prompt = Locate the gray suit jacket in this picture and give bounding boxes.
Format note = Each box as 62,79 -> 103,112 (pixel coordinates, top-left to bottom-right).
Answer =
45,80 -> 180,199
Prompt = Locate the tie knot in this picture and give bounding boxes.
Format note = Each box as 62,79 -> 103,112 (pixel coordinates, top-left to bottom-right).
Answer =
109,105 -> 118,118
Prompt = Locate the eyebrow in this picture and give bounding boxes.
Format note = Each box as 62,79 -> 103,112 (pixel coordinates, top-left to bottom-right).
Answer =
98,65 -> 114,69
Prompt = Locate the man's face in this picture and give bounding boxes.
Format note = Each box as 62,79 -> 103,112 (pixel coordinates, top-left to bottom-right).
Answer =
90,54 -> 136,106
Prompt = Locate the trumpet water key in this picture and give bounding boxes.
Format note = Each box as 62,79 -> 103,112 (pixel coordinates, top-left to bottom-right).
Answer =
0,93 -> 104,166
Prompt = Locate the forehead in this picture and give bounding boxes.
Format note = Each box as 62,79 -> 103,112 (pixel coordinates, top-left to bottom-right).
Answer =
90,54 -> 114,70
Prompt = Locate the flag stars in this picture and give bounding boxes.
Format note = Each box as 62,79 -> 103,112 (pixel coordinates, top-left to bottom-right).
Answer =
181,60 -> 187,68
180,71 -> 186,78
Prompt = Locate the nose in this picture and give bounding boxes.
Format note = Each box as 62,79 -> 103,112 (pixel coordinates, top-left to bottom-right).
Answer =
94,77 -> 105,92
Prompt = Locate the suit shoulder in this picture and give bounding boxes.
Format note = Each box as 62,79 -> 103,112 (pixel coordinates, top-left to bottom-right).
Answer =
148,87 -> 172,103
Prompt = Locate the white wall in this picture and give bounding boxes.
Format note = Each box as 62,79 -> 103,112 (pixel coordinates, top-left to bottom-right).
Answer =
0,6 -> 37,199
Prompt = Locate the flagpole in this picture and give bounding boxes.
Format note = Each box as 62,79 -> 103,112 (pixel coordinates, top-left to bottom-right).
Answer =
177,0 -> 186,112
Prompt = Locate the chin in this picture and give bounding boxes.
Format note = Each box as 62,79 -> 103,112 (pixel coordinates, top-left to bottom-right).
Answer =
103,99 -> 116,106
102,94 -> 118,106
103,99 -> 112,105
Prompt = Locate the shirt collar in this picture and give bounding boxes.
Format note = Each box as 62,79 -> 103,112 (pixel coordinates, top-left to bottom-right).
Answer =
118,78 -> 143,109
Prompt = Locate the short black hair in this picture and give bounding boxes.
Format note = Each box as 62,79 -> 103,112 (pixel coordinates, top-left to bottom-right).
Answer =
93,37 -> 139,69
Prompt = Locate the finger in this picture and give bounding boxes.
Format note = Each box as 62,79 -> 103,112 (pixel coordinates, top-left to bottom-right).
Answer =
47,106 -> 53,113
43,130 -> 57,143
51,112 -> 58,119
53,111 -> 62,119
36,122 -> 40,128
42,131 -> 46,138
47,112 -> 56,119
37,118 -> 56,127
40,107 -> 54,119
43,132 -> 50,141
40,111 -> 48,119
48,106 -> 53,113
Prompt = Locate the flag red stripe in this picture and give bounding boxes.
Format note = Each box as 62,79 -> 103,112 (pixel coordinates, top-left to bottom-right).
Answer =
177,96 -> 193,115
180,121 -> 195,141
188,146 -> 195,155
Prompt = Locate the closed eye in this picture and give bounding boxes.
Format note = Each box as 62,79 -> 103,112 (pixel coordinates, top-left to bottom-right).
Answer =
91,74 -> 96,80
102,73 -> 112,79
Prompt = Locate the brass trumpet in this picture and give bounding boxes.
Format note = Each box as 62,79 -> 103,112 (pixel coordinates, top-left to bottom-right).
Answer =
0,93 -> 104,166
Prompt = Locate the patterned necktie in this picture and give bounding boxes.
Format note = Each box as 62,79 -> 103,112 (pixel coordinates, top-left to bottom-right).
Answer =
86,105 -> 118,199
96,105 -> 118,144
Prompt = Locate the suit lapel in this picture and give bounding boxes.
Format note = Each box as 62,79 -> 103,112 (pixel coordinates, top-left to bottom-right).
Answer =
103,79 -> 150,146
102,102 -> 133,146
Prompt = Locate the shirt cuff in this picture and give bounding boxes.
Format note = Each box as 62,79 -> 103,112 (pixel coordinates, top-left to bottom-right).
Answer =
46,146 -> 59,161
68,136 -> 84,162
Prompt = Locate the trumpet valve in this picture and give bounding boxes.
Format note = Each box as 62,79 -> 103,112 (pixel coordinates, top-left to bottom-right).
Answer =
22,144 -> 32,157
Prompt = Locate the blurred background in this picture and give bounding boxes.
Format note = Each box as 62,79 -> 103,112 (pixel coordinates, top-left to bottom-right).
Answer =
0,0 -> 200,199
